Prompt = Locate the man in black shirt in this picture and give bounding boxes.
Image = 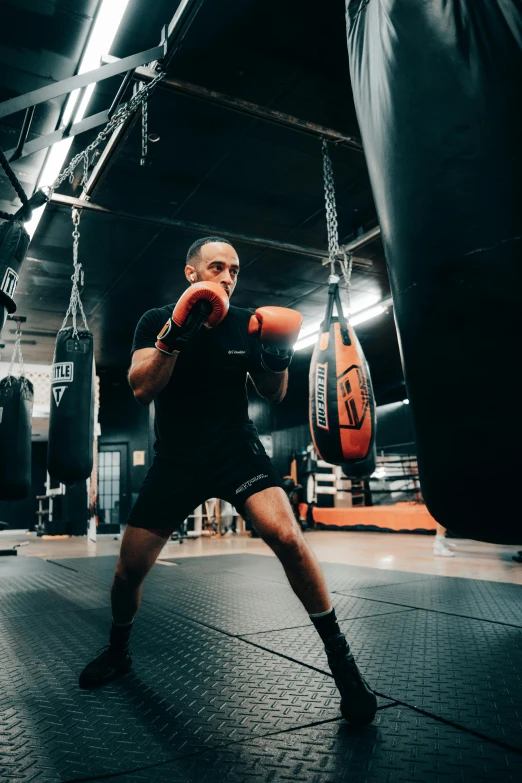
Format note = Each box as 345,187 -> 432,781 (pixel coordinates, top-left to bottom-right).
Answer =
79,237 -> 377,725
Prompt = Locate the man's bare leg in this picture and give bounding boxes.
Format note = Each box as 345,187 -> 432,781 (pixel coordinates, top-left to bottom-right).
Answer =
245,487 -> 377,725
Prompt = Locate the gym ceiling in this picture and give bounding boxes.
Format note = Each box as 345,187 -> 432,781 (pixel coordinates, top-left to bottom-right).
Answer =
0,0 -> 404,404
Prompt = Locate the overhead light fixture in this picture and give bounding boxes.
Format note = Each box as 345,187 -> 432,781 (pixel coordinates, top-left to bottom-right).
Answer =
294,297 -> 393,351
24,0 -> 131,239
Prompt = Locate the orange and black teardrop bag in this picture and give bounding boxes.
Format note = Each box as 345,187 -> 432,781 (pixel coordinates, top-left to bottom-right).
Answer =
309,282 -> 376,479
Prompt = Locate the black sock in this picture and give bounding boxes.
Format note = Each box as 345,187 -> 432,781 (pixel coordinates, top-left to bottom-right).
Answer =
309,607 -> 342,646
109,620 -> 133,652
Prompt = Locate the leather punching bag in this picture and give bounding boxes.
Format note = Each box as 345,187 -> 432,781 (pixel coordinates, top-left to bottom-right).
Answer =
0,218 -> 30,331
47,328 -> 95,484
0,376 -> 33,500
346,0 -> 522,542
310,280 -> 376,478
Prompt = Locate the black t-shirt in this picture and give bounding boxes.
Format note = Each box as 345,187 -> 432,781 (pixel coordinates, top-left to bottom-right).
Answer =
131,304 -> 262,461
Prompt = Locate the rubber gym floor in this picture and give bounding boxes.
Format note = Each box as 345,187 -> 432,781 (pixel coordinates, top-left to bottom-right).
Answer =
1,552 -> 521,783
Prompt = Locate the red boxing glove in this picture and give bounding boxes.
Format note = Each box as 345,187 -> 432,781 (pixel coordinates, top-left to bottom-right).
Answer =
248,306 -> 303,373
156,282 -> 229,355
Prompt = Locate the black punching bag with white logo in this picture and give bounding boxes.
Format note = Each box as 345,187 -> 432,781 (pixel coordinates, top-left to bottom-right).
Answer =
0,376 -> 33,500
47,328 -> 95,484
0,219 -> 30,331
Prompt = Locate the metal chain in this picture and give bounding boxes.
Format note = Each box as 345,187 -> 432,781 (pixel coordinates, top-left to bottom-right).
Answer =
7,322 -> 24,382
322,140 -> 355,312
61,208 -> 88,337
48,70 -> 165,195
339,251 -> 354,314
140,85 -> 148,166
322,139 -> 340,276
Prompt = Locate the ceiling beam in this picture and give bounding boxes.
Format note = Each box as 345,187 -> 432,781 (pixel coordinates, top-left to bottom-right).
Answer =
102,58 -> 363,152
49,193 -> 374,267
79,1 -> 209,201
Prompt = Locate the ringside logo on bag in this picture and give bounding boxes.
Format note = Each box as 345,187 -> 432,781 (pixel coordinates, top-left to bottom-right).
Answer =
52,362 -> 74,384
315,363 -> 328,430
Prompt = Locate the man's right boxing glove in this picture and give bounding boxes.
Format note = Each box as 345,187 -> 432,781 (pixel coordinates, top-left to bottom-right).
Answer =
156,282 -> 229,356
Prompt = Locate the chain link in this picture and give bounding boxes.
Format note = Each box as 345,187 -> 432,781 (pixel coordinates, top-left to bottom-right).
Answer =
322,139 -> 340,276
61,208 -> 88,337
48,70 -> 165,195
322,139 -> 354,311
7,322 -> 24,383
140,85 -> 148,166
339,251 -> 354,314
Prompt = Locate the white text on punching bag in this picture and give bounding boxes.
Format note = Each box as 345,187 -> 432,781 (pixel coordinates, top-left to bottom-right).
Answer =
316,363 -> 329,430
52,362 -> 74,384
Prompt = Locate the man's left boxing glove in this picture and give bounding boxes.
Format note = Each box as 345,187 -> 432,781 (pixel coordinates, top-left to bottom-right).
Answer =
156,282 -> 229,356
249,306 -> 303,373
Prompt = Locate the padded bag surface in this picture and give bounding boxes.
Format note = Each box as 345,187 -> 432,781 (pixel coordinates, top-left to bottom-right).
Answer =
0,219 -> 30,314
346,0 -> 522,542
310,282 -> 376,478
48,328 -> 95,484
0,376 -> 33,500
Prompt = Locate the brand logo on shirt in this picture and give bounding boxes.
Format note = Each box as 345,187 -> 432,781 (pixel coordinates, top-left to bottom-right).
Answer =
228,350 -> 246,355
235,474 -> 268,494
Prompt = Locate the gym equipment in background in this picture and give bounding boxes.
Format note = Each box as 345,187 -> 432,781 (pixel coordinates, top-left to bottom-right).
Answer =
47,209 -> 95,484
0,316 -> 33,500
309,141 -> 376,479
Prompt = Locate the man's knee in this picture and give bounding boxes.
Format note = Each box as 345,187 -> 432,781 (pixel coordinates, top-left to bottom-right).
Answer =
114,560 -> 146,589
261,523 -> 302,557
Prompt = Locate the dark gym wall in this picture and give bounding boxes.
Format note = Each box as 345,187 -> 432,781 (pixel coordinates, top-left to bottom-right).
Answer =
0,441 -> 47,530
97,368 -> 152,507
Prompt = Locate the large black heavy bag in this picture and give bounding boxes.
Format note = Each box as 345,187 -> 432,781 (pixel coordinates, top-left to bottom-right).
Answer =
48,328 -> 95,484
310,282 -> 376,478
0,376 -> 33,499
0,219 -> 30,329
346,1 -> 522,542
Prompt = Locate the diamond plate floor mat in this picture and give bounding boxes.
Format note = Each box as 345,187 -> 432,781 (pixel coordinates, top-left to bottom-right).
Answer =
143,568 -> 415,635
338,577 -> 522,627
242,609 -> 522,751
87,706 -> 522,783
0,560 -> 109,618
0,602 -> 343,783
219,555 -> 436,592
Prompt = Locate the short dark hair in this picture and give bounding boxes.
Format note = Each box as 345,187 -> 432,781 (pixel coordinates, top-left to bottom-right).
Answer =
186,236 -> 233,266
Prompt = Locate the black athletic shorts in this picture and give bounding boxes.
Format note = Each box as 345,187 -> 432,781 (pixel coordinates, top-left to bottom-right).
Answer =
127,439 -> 284,538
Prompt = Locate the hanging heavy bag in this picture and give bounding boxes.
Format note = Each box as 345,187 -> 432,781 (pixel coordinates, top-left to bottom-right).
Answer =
346,0 -> 522,543
47,328 -> 95,484
0,219 -> 29,330
310,279 -> 376,479
0,376 -> 33,500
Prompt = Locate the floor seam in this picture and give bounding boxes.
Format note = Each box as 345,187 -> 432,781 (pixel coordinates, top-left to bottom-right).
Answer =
331,591 -> 522,629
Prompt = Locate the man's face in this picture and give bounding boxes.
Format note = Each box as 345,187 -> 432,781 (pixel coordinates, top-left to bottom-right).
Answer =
185,242 -> 239,298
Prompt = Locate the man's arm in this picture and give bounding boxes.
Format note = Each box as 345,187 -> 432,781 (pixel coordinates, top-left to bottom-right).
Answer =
249,369 -> 288,403
128,348 -> 177,406
129,283 -> 229,406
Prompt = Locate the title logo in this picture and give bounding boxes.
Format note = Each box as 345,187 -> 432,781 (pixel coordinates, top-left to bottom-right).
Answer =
1,267 -> 19,299
52,386 -> 68,406
52,362 -> 74,383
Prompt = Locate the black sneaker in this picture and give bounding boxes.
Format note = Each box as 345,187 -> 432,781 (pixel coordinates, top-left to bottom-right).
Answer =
326,634 -> 377,725
79,646 -> 132,689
